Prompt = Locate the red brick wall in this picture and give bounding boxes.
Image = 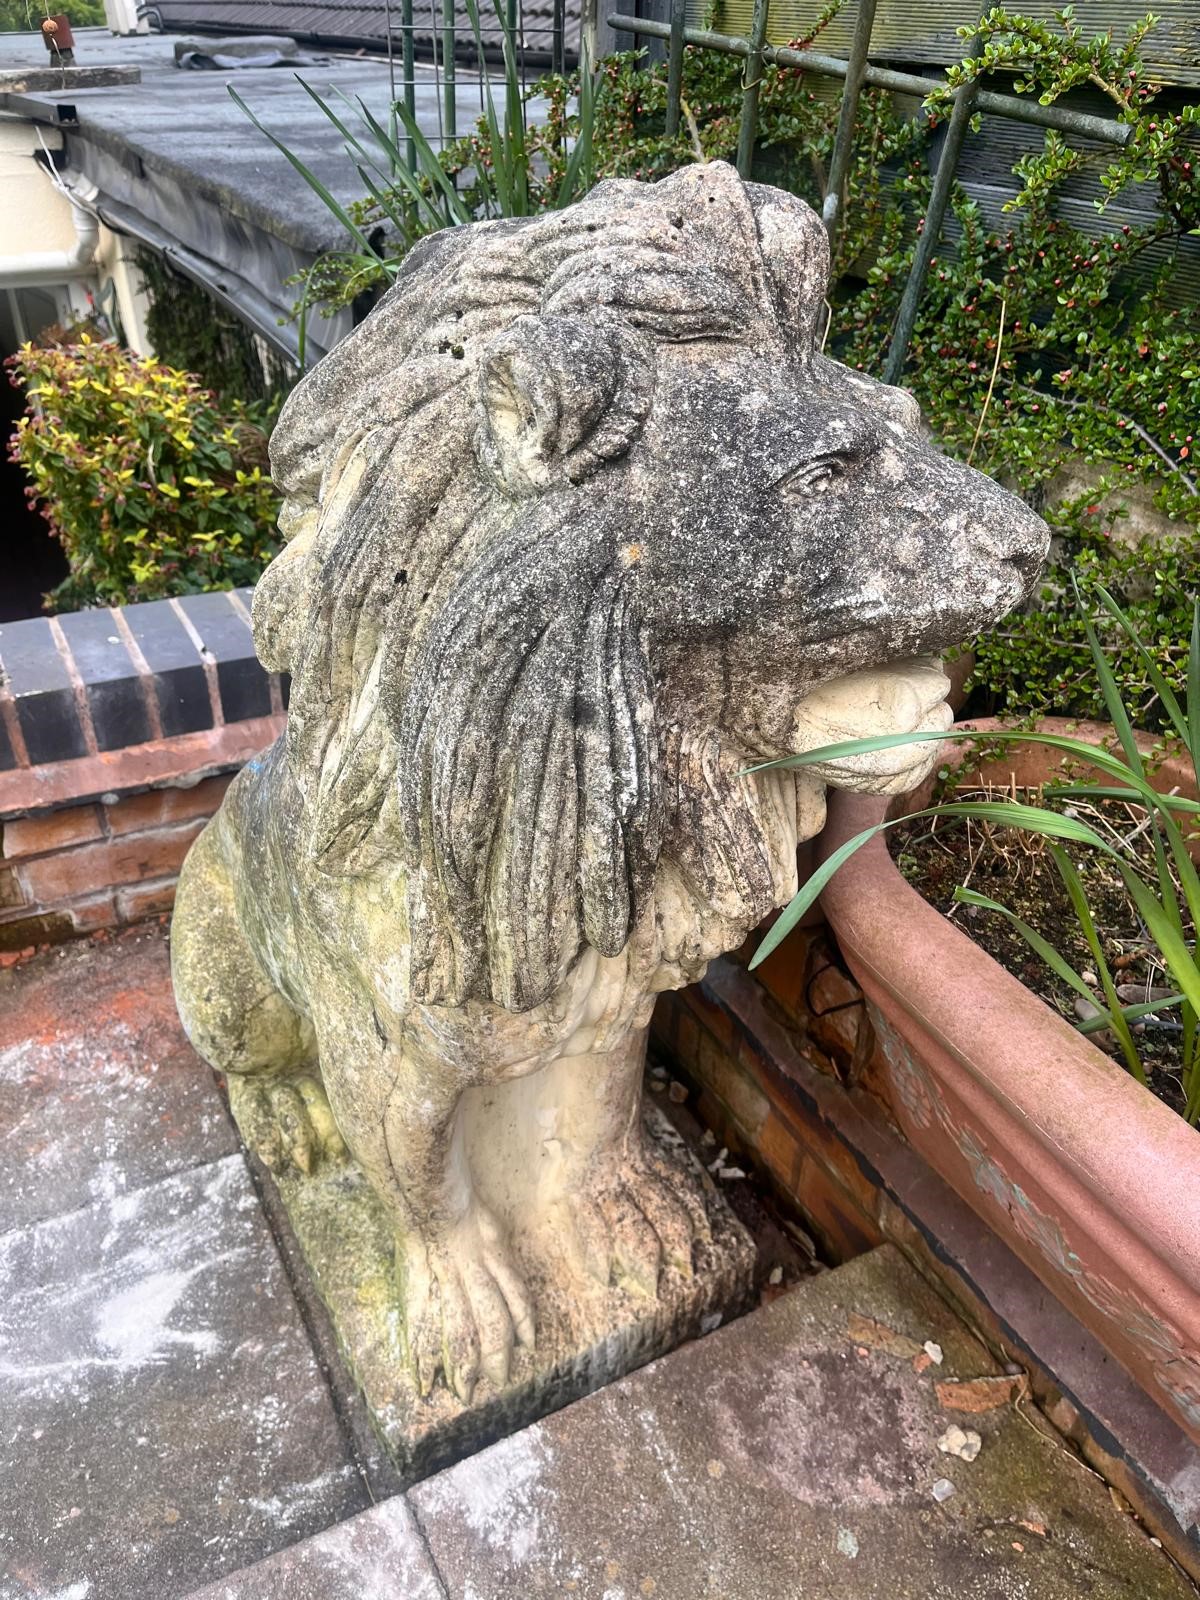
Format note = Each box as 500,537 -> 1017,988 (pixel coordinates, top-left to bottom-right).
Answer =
0,775 -> 231,956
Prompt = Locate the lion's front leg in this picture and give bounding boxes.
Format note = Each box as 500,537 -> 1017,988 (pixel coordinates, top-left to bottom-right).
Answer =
557,1027 -> 710,1296
320,1033 -> 535,1403
390,1079 -> 537,1402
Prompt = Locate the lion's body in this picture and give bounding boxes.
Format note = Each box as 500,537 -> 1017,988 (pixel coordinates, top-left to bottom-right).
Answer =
171,162 -> 1048,1399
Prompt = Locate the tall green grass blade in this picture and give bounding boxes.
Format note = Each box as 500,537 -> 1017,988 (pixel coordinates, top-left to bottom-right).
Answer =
926,800 -> 1112,851
1050,844 -> 1146,1082
1075,994 -> 1186,1032
381,96 -> 474,224
1120,867 -> 1200,1023
229,85 -> 376,254
299,77 -> 385,175
1094,583 -> 1193,761
750,798 -> 1110,974
748,821 -> 889,968
354,163 -> 415,236
748,728 -> 1139,787
1074,575 -> 1144,777
465,0 -> 510,214
1188,597 -> 1200,785
953,886 -> 1102,1005
491,0 -> 528,212
557,49 -> 596,205
1047,784 -> 1200,814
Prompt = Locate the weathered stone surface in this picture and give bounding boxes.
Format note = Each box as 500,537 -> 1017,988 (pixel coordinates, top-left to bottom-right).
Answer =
170,161 -> 1048,1416
0,927 -> 237,1232
411,1246 -> 1192,1599
0,1155 -> 368,1600
268,1103 -> 754,1483
183,1498 -> 445,1600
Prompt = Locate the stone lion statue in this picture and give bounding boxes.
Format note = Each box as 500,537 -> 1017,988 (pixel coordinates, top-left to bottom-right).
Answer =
172,161 -> 1047,1403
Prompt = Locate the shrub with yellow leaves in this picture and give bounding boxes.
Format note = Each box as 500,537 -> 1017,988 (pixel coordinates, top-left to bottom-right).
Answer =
6,336 -> 281,610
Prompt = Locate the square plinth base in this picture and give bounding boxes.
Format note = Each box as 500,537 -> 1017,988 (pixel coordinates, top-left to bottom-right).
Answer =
253,1104 -> 756,1485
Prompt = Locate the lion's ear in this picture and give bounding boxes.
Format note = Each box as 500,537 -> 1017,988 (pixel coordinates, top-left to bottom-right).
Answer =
477,314 -> 652,494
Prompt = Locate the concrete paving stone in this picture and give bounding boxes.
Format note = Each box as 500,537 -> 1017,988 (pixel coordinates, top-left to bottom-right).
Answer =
0,926 -> 239,1232
183,1497 -> 446,1600
411,1245 -> 1195,1600
0,1154 -> 370,1600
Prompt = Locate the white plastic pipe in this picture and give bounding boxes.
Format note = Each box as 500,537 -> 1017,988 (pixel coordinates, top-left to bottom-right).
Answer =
0,188 -> 101,286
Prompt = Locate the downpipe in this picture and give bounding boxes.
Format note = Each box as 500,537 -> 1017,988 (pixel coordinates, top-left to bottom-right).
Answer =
0,181 -> 101,287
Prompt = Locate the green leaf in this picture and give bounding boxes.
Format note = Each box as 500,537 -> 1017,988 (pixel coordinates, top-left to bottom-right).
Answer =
748,821 -> 889,969
923,798 -> 1113,851
1188,596 -> 1200,786
1050,844 -> 1146,1082
1047,784 -> 1200,814
229,85 -> 376,255
1075,992 -> 1187,1033
1093,582 -> 1192,762
953,885 -> 1100,1003
1120,868 -> 1200,1020
1075,575 -> 1143,777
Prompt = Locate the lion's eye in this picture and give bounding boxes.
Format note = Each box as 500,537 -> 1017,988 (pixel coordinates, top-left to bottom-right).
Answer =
779,457 -> 845,499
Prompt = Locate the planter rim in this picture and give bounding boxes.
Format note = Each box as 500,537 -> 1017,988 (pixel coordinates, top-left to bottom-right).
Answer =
817,771 -> 1200,1291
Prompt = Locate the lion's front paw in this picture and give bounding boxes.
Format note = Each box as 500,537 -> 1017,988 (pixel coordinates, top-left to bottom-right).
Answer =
228,1072 -> 347,1176
397,1205 -> 535,1403
568,1146 -> 712,1297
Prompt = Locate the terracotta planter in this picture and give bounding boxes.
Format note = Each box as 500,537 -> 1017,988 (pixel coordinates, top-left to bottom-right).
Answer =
898,715 -> 1200,826
816,728 -> 1200,1444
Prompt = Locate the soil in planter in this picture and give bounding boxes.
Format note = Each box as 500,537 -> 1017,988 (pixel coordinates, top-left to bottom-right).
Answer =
889,791 -> 1194,1120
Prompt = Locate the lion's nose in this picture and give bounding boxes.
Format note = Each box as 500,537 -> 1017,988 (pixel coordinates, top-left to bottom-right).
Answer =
969,492 -> 1050,591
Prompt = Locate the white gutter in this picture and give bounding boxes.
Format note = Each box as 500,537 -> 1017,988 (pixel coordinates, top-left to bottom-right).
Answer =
0,176 -> 101,287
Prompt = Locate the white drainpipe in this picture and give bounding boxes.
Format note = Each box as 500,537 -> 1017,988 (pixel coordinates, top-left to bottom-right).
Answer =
0,180 -> 101,287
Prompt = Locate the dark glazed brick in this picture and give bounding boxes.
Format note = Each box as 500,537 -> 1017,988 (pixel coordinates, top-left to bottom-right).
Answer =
123,598 -> 211,738
17,687 -> 87,765
0,617 -> 88,764
56,608 -> 153,751
217,660 -> 272,723
176,592 -> 271,724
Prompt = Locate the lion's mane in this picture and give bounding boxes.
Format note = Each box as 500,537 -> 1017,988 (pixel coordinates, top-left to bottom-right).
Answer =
252,163 -> 829,1011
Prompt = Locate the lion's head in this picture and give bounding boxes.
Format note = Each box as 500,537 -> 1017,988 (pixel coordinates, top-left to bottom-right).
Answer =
254,162 -> 1048,1012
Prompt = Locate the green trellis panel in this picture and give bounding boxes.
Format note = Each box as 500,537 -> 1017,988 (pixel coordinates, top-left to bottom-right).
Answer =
675,0 -> 1200,304
698,0 -> 1200,88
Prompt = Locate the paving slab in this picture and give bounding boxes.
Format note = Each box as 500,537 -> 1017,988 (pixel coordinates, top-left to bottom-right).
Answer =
0,926 -> 238,1232
183,1497 -> 446,1600
411,1245 -> 1195,1600
0,1154 -> 369,1600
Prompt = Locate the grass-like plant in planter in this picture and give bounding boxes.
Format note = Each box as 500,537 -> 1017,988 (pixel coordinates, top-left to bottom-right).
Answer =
751,586 -> 1200,1119
231,0 -> 599,361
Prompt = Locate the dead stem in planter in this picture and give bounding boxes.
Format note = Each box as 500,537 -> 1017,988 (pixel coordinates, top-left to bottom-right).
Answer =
891,786 -> 1197,1121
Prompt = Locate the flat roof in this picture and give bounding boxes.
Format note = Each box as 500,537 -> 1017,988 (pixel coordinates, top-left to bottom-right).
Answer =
0,26 -> 531,358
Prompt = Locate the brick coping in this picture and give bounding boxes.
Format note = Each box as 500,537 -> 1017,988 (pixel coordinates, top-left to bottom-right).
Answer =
0,590 -> 286,818
0,714 -> 285,818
